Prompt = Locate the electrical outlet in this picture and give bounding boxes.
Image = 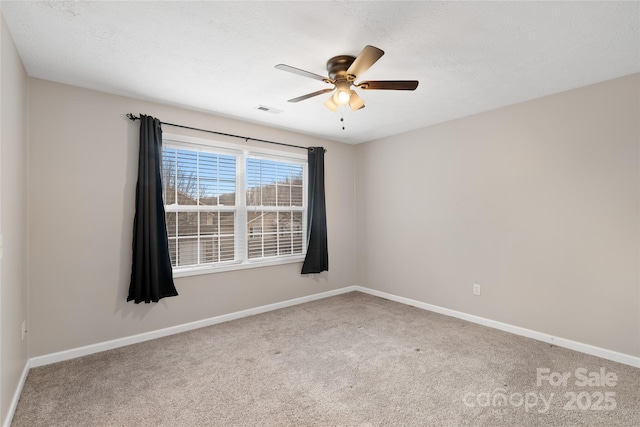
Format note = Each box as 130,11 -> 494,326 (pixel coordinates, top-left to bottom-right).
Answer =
473,284 -> 481,296
21,320 -> 26,341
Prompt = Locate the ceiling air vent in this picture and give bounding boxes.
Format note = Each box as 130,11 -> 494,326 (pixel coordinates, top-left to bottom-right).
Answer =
256,105 -> 283,114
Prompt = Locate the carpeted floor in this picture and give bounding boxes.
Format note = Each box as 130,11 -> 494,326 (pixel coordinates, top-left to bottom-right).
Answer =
12,291 -> 640,426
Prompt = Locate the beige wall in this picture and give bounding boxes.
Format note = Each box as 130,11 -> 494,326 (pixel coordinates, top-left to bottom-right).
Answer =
27,78 -> 356,357
0,13 -> 29,424
356,74 -> 640,357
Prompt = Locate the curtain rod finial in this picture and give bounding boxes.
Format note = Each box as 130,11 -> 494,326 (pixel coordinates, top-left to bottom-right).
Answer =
308,147 -> 328,153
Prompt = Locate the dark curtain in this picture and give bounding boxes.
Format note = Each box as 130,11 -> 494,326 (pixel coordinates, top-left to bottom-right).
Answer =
301,147 -> 329,274
127,115 -> 178,303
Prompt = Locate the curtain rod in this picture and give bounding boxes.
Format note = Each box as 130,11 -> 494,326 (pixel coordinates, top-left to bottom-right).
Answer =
126,113 -> 325,152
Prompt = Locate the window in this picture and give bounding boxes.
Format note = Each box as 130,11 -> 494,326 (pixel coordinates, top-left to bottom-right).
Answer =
246,157 -> 305,259
162,134 -> 307,276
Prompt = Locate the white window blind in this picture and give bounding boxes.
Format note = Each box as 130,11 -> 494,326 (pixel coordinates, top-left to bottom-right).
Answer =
161,135 -> 307,276
246,157 -> 305,260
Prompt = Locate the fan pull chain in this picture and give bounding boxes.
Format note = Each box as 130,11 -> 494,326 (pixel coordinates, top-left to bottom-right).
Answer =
341,117 -> 345,130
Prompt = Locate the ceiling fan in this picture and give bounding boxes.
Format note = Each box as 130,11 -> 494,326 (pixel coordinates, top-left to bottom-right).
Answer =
275,45 -> 419,112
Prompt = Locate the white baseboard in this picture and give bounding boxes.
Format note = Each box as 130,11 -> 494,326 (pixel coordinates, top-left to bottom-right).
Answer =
3,359 -> 30,427
29,284 -> 639,370
30,286 -> 357,368
354,286 -> 640,369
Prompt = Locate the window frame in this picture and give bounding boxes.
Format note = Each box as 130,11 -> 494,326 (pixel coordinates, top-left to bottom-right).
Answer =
162,133 -> 308,277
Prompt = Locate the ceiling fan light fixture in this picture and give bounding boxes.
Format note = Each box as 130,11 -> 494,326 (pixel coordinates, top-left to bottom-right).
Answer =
348,90 -> 365,111
323,96 -> 339,112
334,90 -> 350,105
333,81 -> 351,106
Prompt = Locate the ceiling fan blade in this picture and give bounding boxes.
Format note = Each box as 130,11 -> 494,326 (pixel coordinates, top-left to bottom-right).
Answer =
275,64 -> 333,83
288,88 -> 334,103
323,95 -> 338,112
357,80 -> 419,90
348,90 -> 365,111
346,45 -> 384,79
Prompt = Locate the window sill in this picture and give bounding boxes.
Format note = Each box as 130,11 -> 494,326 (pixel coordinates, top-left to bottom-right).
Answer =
172,255 -> 306,278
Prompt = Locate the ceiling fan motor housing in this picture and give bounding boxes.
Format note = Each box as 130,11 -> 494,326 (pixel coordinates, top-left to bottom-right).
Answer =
326,55 -> 356,81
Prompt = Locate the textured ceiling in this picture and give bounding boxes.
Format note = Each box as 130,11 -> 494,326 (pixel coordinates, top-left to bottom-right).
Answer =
2,1 -> 639,144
